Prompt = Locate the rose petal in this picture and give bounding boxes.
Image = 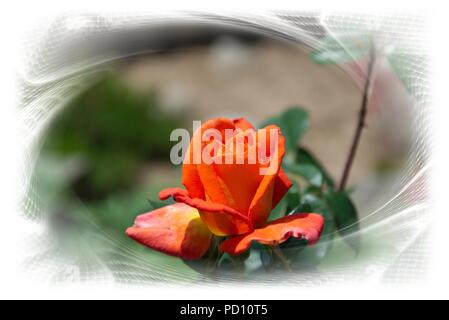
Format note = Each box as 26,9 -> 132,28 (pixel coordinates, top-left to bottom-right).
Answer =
248,125 -> 288,227
214,161 -> 262,215
248,174 -> 276,228
197,161 -> 235,207
182,118 -> 236,200
272,169 -> 293,208
220,213 -> 324,256
182,156 -> 205,200
126,203 -> 212,260
213,129 -> 263,215
160,188 -> 252,236
233,117 -> 255,130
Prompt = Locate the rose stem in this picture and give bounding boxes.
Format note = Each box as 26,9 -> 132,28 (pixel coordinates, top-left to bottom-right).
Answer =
272,245 -> 292,272
338,43 -> 376,191
206,236 -> 221,275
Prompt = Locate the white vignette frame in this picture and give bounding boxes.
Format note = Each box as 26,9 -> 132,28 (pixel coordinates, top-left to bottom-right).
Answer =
3,8 -> 447,299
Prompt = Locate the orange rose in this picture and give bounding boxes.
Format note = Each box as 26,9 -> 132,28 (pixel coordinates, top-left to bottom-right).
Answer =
126,118 -> 324,259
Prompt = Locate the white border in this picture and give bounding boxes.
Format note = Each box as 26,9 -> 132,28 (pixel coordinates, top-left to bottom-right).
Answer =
1,1 -> 448,299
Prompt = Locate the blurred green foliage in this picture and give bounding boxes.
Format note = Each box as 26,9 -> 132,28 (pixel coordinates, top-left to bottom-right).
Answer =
31,73 -> 202,281
44,74 -> 185,201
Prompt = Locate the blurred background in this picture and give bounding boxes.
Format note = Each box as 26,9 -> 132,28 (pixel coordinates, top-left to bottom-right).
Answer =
28,19 -> 416,283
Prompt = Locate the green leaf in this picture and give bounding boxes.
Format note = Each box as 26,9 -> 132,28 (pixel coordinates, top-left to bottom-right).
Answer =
283,148 -> 334,188
286,187 -> 320,216
309,33 -> 370,65
243,242 -> 269,272
317,207 -> 336,240
294,203 -> 314,214
269,180 -> 301,220
217,253 -> 234,269
301,187 -> 325,210
296,147 -> 335,187
281,108 -> 310,151
268,196 -> 288,221
261,106 -> 309,152
325,191 -> 360,253
285,181 -> 301,212
284,162 -> 323,187
287,202 -> 313,216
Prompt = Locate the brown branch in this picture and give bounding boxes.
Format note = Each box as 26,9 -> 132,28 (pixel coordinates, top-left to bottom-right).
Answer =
338,44 -> 376,191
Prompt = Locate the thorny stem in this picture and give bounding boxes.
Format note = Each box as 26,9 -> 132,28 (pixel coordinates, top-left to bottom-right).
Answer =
272,245 -> 292,272
338,43 -> 376,191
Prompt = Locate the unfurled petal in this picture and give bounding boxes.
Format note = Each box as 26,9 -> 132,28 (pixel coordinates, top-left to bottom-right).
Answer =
197,161 -> 235,207
213,133 -> 263,214
159,188 -> 252,236
220,213 -> 324,256
182,118 -> 236,200
126,203 -> 212,260
272,169 -> 293,209
248,125 -> 289,227
248,173 -> 276,228
182,155 -> 205,200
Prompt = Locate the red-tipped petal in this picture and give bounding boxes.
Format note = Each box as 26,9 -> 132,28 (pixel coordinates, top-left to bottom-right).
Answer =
160,188 -> 252,236
126,203 -> 212,260
220,213 -> 324,256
